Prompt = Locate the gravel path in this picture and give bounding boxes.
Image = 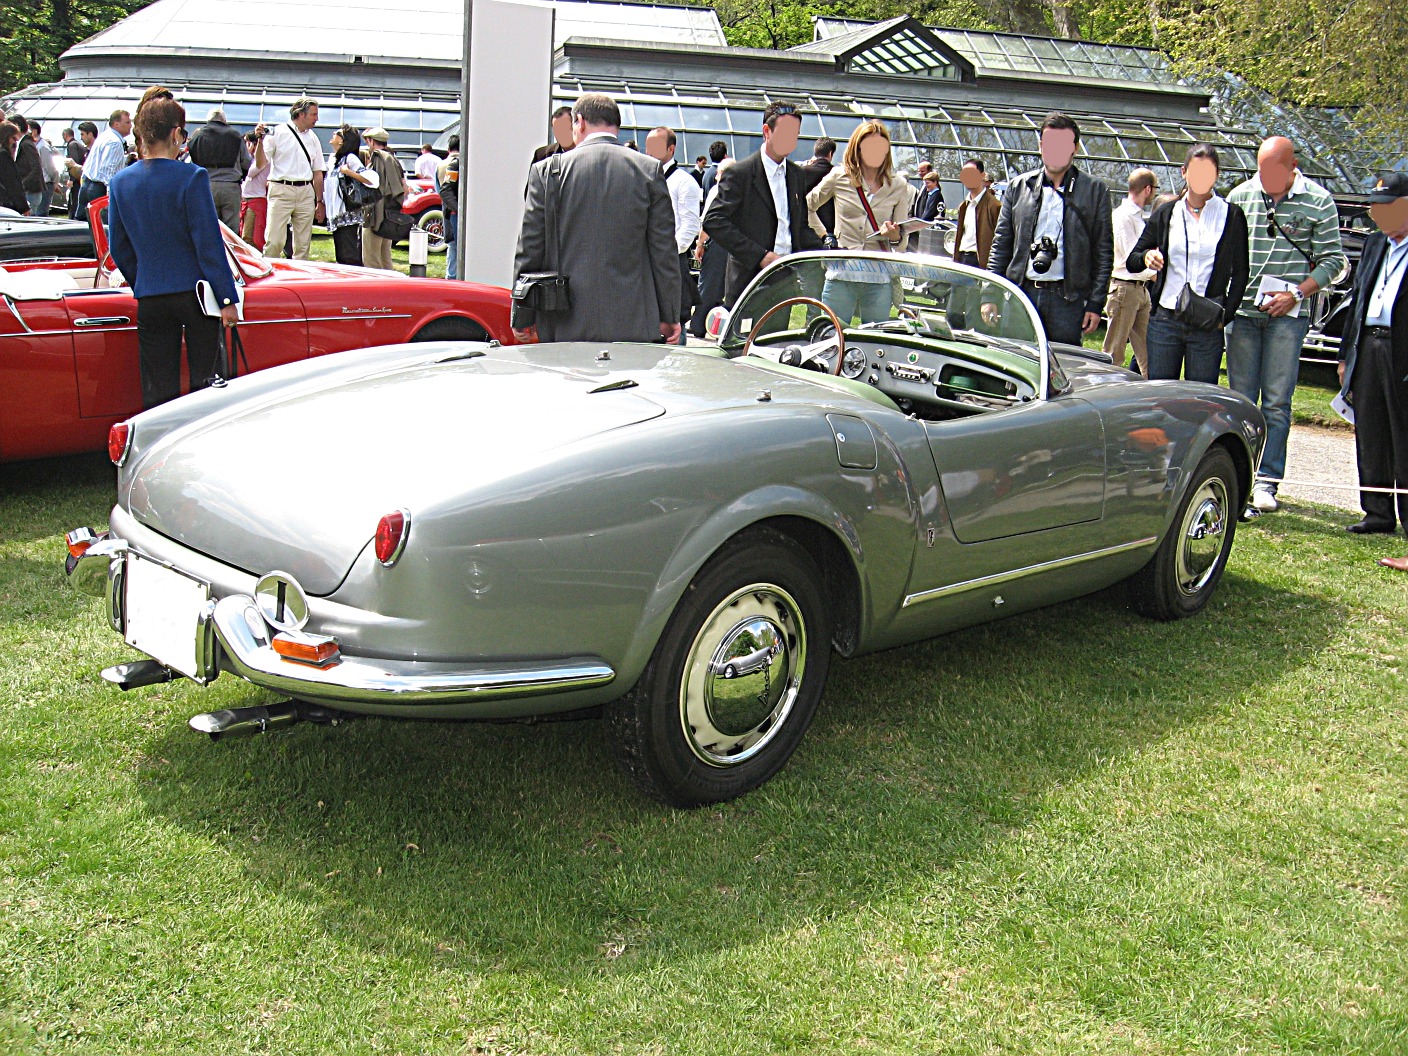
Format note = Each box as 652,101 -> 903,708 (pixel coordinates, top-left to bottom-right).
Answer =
1278,424 -> 1360,513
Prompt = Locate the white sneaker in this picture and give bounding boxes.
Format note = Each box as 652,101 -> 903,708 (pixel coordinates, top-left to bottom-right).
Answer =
1251,482 -> 1279,512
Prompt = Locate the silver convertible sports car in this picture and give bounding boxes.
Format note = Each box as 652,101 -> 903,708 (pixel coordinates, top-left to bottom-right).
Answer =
67,251 -> 1265,807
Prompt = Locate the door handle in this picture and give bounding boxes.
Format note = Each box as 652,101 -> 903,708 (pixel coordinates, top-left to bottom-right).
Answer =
74,316 -> 131,327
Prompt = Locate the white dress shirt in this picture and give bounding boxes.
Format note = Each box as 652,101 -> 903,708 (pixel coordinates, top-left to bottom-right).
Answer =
761,151 -> 791,255
1158,194 -> 1229,311
81,126 -> 127,184
264,123 -> 324,182
958,189 -> 987,254
662,160 -> 701,255
1026,182 -> 1065,282
1366,236 -> 1408,328
1111,196 -> 1155,282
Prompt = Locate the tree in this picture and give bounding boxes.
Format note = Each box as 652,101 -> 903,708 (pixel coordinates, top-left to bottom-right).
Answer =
0,1 -> 148,97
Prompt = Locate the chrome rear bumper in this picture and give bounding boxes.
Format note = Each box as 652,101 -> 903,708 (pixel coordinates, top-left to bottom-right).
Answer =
66,534 -> 616,708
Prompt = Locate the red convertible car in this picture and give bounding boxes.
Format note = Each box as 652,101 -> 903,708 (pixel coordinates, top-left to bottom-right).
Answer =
0,198 -> 513,462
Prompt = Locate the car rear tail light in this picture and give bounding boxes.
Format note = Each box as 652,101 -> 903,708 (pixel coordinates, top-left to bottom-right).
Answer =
108,421 -> 132,465
271,630 -> 341,667
375,509 -> 411,566
66,527 -> 100,558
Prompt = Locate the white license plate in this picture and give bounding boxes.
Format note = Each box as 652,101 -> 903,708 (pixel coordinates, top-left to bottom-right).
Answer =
124,553 -> 210,680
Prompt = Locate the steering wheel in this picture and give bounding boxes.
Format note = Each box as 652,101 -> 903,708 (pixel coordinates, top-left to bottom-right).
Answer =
742,296 -> 846,376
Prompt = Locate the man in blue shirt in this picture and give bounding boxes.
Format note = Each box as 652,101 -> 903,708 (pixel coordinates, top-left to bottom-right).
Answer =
76,109 -> 131,219
1337,170 -> 1408,555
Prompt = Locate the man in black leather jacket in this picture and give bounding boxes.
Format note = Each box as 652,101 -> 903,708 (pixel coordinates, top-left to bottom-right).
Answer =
985,113 -> 1113,345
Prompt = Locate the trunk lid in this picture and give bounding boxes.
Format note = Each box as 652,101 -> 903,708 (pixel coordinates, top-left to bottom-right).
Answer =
126,356 -> 666,594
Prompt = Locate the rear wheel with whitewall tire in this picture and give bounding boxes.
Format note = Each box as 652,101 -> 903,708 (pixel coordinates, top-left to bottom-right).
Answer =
415,208 -> 447,253
605,527 -> 832,807
1130,445 -> 1239,620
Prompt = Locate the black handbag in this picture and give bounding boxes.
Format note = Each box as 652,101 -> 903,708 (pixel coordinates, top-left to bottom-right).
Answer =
374,198 -> 414,242
1172,206 -> 1226,332
511,154 -> 572,313
340,172 -> 379,211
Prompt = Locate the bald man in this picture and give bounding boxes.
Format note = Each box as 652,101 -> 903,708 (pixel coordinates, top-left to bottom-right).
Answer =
1226,137 -> 1346,513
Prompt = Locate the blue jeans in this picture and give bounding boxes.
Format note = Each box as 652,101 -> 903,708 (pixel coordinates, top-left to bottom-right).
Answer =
1021,283 -> 1084,345
1145,310 -> 1226,384
38,185 -> 54,217
25,190 -> 43,216
443,209 -> 458,280
821,277 -> 892,325
1226,311 -> 1310,487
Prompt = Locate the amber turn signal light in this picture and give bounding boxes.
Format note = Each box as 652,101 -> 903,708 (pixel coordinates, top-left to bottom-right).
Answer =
66,527 -> 99,558
271,630 -> 341,667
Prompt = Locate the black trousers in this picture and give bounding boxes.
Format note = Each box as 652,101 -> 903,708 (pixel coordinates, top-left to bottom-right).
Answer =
1352,330 -> 1408,532
137,291 -> 221,409
689,240 -> 728,337
333,223 -> 363,266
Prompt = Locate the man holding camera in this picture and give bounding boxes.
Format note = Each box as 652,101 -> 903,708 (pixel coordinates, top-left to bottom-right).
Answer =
984,113 -> 1113,345
253,98 -> 324,261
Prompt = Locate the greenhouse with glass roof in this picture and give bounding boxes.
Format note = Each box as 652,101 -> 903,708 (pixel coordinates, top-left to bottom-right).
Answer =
0,0 -> 1376,203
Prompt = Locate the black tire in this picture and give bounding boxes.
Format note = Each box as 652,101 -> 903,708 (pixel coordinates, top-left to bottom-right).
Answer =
1130,445 -> 1239,620
411,318 -> 490,343
605,527 -> 832,807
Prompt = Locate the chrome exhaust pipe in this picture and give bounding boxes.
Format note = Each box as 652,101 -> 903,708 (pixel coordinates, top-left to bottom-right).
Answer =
102,660 -> 174,690
188,700 -> 351,741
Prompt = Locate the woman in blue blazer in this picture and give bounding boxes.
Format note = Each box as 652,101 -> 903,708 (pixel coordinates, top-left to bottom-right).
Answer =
107,98 -> 240,409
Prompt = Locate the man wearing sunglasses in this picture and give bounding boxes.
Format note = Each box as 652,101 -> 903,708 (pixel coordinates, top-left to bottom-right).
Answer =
1226,137 -> 1346,513
702,100 -> 824,308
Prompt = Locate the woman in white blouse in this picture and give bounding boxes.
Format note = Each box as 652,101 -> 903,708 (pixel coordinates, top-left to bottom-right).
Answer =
323,125 -> 378,267
806,120 -> 909,324
1127,143 -> 1250,382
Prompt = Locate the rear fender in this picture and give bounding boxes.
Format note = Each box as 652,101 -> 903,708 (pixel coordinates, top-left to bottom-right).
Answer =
613,486 -> 868,694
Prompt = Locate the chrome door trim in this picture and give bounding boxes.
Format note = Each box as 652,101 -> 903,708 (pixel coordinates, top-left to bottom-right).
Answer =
74,315 -> 131,327
902,535 -> 1158,608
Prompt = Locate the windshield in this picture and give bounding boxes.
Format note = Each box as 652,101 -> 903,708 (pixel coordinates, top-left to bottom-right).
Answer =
720,252 -> 1045,358
219,223 -> 273,281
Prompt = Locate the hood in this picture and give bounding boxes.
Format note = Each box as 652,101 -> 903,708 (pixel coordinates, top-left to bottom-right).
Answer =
125,354 -> 666,594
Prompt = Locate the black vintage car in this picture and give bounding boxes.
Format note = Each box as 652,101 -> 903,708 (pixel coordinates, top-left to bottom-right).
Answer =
0,213 -> 95,263
1301,194 -> 1373,364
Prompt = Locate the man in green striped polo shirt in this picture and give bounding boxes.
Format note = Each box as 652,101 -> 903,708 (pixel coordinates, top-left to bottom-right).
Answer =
1226,137 -> 1347,513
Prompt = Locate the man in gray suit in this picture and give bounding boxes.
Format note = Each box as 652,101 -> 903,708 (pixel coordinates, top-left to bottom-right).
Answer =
512,93 -> 680,344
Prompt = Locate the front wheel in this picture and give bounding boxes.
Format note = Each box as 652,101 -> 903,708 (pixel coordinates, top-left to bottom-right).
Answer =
1130,446 -> 1239,620
605,528 -> 832,807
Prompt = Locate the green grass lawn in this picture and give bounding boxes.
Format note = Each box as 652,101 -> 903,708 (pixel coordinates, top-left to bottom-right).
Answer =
2,453 -> 1404,1054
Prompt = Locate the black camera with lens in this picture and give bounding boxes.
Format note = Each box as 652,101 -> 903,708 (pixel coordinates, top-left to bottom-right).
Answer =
1029,235 -> 1059,275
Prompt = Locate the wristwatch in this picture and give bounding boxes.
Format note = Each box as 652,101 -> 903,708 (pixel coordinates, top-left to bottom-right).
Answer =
1290,286 -> 1304,303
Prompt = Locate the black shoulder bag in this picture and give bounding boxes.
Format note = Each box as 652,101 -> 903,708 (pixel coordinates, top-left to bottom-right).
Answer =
511,154 -> 572,313
1173,204 -> 1227,331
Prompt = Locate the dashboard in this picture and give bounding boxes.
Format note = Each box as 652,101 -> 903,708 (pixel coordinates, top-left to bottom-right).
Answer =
754,326 -> 1038,419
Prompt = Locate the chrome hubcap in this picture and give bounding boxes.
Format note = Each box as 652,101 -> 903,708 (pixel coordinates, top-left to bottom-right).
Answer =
1176,477 -> 1229,595
679,583 -> 806,767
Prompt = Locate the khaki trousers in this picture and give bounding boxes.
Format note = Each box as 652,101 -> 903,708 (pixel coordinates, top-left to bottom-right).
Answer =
1102,280 -> 1151,372
265,182 -> 315,260
362,229 -> 394,271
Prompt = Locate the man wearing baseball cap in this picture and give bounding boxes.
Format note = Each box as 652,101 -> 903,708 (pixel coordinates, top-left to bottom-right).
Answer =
1337,170 -> 1408,562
